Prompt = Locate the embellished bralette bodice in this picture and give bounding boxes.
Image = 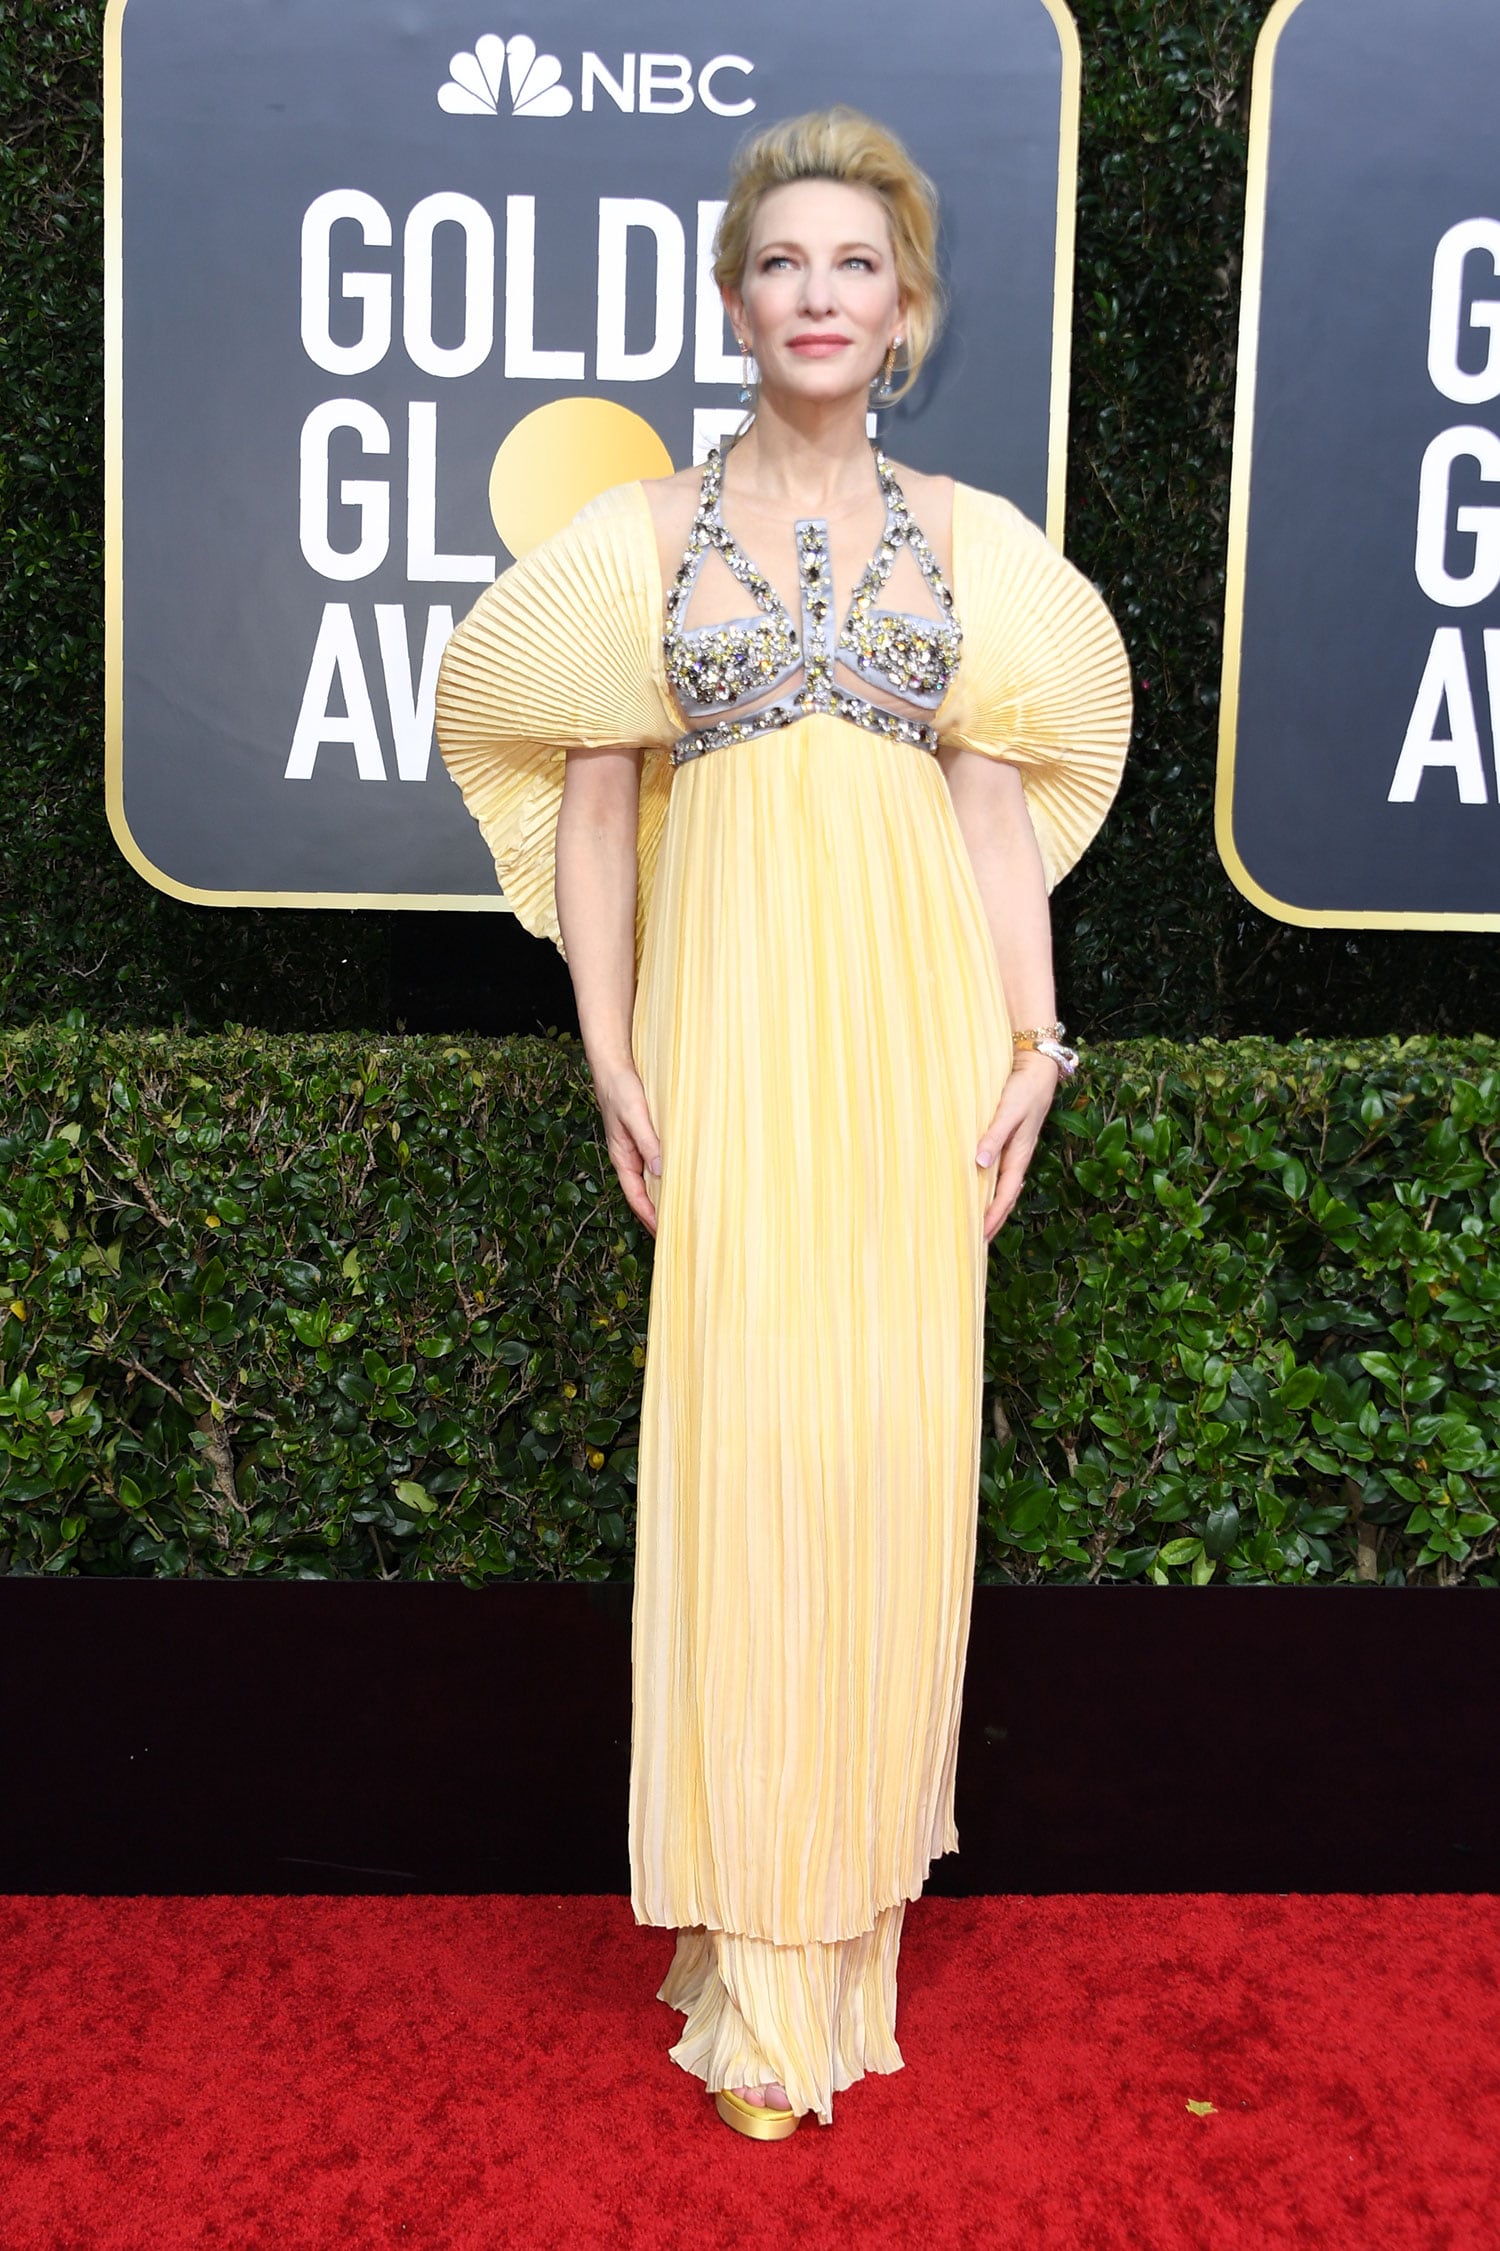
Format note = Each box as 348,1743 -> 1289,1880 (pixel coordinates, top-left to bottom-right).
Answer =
662,444 -> 963,768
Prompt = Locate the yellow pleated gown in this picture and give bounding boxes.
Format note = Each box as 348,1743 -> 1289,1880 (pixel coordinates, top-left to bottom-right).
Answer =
435,470 -> 1131,2124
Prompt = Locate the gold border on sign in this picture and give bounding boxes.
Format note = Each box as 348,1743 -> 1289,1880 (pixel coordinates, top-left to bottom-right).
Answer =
1214,0 -> 1500,932
1039,0 -> 1081,547
104,0 -> 1084,910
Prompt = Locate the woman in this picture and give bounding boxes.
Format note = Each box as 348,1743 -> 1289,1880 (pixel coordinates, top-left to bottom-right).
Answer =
436,106 -> 1131,2137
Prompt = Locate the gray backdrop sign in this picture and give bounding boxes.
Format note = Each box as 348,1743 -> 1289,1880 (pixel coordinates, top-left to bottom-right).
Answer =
1217,0 -> 1500,930
105,0 -> 1079,908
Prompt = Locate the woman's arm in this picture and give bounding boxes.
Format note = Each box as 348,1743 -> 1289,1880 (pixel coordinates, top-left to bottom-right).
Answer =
938,746 -> 1063,1243
554,742 -> 662,1236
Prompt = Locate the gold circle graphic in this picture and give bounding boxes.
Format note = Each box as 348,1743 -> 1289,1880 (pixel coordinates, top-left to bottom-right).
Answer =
488,398 -> 673,557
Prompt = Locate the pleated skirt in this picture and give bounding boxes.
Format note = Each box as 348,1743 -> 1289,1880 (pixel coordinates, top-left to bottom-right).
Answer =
628,716 -> 1011,2121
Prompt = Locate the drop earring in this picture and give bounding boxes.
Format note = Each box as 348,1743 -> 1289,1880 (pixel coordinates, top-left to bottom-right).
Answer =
872,340 -> 900,407
737,337 -> 755,409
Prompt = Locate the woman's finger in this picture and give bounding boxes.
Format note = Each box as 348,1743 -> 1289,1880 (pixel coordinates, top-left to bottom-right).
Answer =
594,1066 -> 662,1235
617,1100 -> 662,1183
985,1130 -> 1036,1238
606,1125 -> 658,1236
606,1075 -> 663,1181
613,1159 -> 657,1236
977,1070 -> 1053,1240
620,1174 -> 658,1236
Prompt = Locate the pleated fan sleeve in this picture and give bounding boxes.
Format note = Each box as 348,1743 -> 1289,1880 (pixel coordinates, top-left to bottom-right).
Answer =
936,483 -> 1133,889
434,482 -> 678,959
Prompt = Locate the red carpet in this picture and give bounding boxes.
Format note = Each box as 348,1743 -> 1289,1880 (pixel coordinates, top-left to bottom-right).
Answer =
3,1894 -> 1497,2248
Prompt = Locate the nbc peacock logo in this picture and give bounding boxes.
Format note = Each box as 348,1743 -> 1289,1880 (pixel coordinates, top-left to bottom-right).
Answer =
438,34 -> 572,117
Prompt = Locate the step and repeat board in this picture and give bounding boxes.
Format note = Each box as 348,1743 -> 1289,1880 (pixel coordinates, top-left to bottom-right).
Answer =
105,0 -> 1079,907
1218,0 -> 1500,930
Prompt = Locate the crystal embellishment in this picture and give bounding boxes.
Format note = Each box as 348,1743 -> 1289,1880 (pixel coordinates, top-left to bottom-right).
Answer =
839,456 -> 962,702
663,445 -> 962,768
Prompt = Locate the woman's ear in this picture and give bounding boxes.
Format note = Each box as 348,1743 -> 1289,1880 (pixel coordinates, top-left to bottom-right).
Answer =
720,283 -> 747,348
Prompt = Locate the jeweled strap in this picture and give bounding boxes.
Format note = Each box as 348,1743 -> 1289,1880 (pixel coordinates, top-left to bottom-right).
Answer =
663,452 -> 722,633
670,691 -> 940,767
671,698 -> 805,765
827,687 -> 940,752
862,451 -> 958,617
669,448 -> 798,642
795,518 -> 833,712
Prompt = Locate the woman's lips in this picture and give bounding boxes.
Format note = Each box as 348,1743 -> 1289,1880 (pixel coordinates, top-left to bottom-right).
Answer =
787,336 -> 851,357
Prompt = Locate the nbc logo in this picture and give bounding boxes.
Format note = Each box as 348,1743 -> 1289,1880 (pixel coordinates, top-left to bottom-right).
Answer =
438,35 -> 755,119
439,34 -> 571,116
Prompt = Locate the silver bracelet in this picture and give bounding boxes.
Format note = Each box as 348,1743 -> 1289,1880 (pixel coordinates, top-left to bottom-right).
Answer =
1013,1020 -> 1080,1079
1033,1037 -> 1080,1079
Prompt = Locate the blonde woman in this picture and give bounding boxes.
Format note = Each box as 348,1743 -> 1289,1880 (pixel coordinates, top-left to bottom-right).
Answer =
437,106 -> 1131,2137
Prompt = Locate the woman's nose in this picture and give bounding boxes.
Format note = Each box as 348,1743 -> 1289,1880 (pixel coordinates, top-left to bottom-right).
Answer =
798,266 -> 837,316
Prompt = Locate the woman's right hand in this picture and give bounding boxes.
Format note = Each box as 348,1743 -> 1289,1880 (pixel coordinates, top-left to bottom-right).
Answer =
594,1062 -> 662,1237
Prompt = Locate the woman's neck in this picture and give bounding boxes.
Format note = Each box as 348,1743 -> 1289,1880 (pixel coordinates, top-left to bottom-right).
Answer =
725,388 -> 880,517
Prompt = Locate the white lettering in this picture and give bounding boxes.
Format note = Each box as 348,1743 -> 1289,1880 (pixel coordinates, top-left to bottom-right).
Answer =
694,201 -> 740,384
1428,219 -> 1500,407
405,403 -> 496,582
402,193 -> 494,378
698,56 -> 754,117
375,604 -> 454,781
581,52 -> 634,112
300,191 -> 392,375
1415,424 -> 1500,608
504,196 -> 586,379
1388,627 -> 1489,802
299,401 -> 390,581
638,54 -> 692,114
1487,630 -> 1500,800
286,605 -> 385,780
597,200 -> 685,382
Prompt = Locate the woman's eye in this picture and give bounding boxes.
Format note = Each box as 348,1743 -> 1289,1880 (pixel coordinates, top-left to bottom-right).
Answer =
760,254 -> 793,272
844,256 -> 874,271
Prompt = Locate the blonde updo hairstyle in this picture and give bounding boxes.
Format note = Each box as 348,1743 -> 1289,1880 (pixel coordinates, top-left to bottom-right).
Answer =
713,105 -> 943,405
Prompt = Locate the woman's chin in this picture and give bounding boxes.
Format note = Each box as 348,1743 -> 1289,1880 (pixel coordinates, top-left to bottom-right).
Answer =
760,369 -> 874,413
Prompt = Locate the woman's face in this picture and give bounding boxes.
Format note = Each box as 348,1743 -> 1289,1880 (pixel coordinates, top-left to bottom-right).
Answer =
725,177 -> 904,411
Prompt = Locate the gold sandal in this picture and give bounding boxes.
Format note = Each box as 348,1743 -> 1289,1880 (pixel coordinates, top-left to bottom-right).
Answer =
713,2086 -> 801,2141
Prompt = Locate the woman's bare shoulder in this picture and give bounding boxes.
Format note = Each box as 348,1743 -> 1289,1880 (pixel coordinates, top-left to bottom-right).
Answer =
639,465 -> 705,582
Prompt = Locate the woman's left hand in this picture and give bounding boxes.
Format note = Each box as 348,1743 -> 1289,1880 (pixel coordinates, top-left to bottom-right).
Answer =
975,1051 -> 1060,1243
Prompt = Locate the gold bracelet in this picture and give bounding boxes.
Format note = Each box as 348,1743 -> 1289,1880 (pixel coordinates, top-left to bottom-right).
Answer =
1012,1022 -> 1080,1078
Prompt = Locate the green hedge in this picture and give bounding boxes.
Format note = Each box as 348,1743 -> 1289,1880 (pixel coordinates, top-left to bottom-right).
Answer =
3,1028 -> 1496,1586
4,0 -> 1497,1038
